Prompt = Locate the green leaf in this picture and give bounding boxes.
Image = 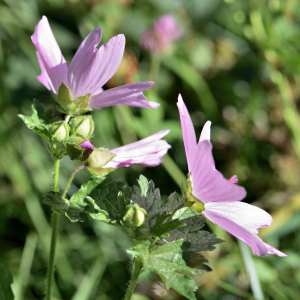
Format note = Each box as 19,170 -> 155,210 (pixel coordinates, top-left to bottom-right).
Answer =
0,263 -> 14,300
131,181 -> 183,237
168,216 -> 222,270
129,240 -> 198,300
69,176 -> 107,208
91,181 -> 132,221
18,105 -> 49,138
84,196 -> 110,222
66,178 -> 110,222
137,175 -> 149,197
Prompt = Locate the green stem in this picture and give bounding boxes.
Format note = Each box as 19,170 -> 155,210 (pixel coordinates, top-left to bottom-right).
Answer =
239,242 -> 264,300
62,165 -> 84,199
163,154 -> 186,188
123,259 -> 142,300
45,159 -> 60,300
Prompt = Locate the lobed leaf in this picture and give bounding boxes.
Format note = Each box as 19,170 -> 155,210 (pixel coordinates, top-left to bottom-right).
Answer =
129,240 -> 198,300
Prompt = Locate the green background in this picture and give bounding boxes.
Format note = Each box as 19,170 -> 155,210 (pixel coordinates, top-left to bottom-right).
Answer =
0,0 -> 299,299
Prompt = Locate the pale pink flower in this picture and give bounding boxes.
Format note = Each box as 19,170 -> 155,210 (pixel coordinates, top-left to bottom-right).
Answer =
81,130 -> 170,169
31,16 -> 158,109
140,14 -> 182,53
177,94 -> 286,256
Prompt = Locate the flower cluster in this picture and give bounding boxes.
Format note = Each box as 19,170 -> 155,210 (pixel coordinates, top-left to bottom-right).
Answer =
30,16 -> 170,172
20,14 -> 287,300
31,15 -> 284,257
27,15 -> 285,278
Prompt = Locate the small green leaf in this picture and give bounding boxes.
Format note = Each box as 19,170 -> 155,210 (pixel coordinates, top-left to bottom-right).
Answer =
69,176 -> 107,208
137,175 -> 149,197
84,196 -> 110,222
131,180 -> 184,237
130,240 -> 198,300
91,181 -> 132,221
0,262 -> 14,300
18,105 -> 49,138
168,216 -> 222,270
172,207 -> 198,221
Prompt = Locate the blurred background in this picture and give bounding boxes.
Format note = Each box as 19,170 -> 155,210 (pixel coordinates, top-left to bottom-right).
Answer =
1,0 -> 300,299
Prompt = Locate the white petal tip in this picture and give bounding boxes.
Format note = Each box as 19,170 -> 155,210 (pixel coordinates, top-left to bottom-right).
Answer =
177,94 -> 184,105
161,129 -> 171,137
149,101 -> 160,108
116,33 -> 125,42
199,121 -> 212,142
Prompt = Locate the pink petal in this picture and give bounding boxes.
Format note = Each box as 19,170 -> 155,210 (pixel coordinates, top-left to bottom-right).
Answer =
177,95 -> 197,172
31,16 -> 67,92
190,141 -> 246,202
105,130 -> 170,168
89,82 -> 158,109
67,28 -> 101,97
80,140 -> 95,151
228,175 -> 238,184
68,33 -> 125,98
203,201 -> 286,256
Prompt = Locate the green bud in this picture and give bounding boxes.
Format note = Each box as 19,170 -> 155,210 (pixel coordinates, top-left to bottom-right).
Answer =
87,148 -> 115,175
185,176 -> 204,213
50,121 -> 69,142
123,203 -> 147,227
70,115 -> 95,142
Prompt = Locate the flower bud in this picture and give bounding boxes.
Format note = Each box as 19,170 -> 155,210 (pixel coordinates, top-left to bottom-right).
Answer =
86,148 -> 115,175
70,115 -> 95,142
50,121 -> 69,142
123,203 -> 147,227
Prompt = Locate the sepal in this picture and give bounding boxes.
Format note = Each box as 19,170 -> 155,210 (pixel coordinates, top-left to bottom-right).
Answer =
56,84 -> 91,115
18,105 -> 49,139
50,120 -> 70,142
86,148 -> 115,176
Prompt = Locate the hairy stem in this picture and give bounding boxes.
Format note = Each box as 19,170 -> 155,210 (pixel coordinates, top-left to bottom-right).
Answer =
45,159 -> 60,300
62,165 -> 84,199
123,259 -> 142,300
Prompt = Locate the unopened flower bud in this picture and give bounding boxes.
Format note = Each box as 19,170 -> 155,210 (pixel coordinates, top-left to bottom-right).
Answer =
70,115 -> 95,142
123,203 -> 147,227
50,121 -> 69,142
86,148 -> 115,175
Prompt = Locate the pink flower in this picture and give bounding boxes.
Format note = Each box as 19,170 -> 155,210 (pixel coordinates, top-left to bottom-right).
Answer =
177,95 -> 286,257
140,14 -> 182,54
81,130 -> 170,171
31,16 -> 158,110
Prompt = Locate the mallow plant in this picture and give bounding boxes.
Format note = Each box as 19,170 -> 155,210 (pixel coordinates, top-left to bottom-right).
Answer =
19,16 -> 285,300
